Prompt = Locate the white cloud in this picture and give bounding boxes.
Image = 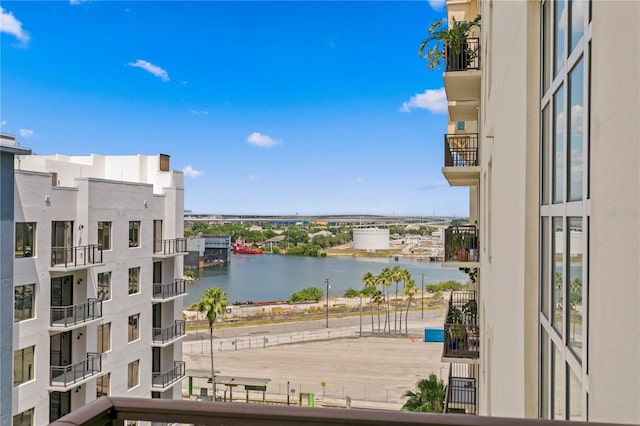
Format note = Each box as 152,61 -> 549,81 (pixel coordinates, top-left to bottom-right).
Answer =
0,120 -> 6,126
247,132 -> 282,148
0,7 -> 30,44
190,110 -> 209,115
355,176 -> 365,183
419,181 -> 448,191
18,129 -> 34,138
182,165 -> 202,178
399,88 -> 447,114
427,0 -> 446,11
248,174 -> 262,181
69,0 -> 90,4
128,59 -> 170,82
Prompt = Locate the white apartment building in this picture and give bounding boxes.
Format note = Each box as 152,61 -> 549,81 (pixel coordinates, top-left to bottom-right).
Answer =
8,143 -> 188,424
438,0 -> 639,423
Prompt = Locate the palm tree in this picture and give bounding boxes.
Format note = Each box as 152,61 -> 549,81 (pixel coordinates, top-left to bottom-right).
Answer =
391,265 -> 403,333
361,272 -> 377,333
371,290 -> 384,333
402,374 -> 446,413
377,267 -> 393,333
197,287 -> 229,400
403,279 -> 418,335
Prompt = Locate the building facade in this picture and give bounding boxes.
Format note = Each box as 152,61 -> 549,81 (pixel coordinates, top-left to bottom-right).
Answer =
438,0 -> 639,422
10,151 -> 187,424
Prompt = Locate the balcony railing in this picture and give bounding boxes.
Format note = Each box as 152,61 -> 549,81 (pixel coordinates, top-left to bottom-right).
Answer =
51,244 -> 103,268
50,299 -> 102,327
443,291 -> 479,360
51,396 -> 623,426
154,238 -> 187,255
152,320 -> 186,344
444,226 -> 479,263
444,363 -> 478,415
445,133 -> 478,168
152,361 -> 186,389
445,38 -> 480,72
50,352 -> 102,389
152,279 -> 186,300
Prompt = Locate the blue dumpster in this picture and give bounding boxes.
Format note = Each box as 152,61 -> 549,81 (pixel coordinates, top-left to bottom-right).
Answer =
424,327 -> 444,342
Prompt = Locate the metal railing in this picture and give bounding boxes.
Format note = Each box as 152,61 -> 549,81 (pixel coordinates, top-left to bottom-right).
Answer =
50,352 -> 101,388
50,396 -> 624,426
50,299 -> 102,327
445,37 -> 480,71
51,244 -> 103,268
152,361 -> 185,389
443,291 -> 479,360
445,363 -> 478,415
154,238 -> 187,255
152,320 -> 185,344
444,226 -> 479,263
152,279 -> 186,300
444,133 -> 479,167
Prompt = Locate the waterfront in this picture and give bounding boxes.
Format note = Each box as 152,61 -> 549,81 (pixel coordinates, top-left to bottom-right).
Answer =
183,254 -> 468,306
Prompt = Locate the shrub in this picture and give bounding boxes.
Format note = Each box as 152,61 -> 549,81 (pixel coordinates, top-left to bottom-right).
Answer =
289,286 -> 324,302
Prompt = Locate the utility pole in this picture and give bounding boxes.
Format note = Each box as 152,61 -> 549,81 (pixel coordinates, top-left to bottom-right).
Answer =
325,278 -> 330,328
421,273 -> 424,319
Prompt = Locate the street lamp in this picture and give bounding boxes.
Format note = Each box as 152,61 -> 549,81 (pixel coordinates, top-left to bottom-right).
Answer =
325,278 -> 330,328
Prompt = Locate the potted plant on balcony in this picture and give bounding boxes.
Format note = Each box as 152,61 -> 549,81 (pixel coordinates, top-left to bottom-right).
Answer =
446,306 -> 466,349
418,14 -> 481,71
451,231 -> 469,262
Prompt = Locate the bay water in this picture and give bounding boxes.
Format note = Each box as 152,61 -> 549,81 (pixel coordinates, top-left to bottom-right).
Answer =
183,254 -> 468,306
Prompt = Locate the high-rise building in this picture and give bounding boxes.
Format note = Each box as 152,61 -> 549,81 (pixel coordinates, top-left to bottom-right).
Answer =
8,147 -> 187,424
438,0 -> 639,423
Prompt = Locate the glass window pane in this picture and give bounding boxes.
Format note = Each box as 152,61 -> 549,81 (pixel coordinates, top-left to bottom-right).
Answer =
541,328 -> 550,419
552,346 -> 565,419
569,0 -> 585,52
553,86 -> 565,203
568,217 -> 583,359
542,0 -> 551,93
541,217 -> 550,318
129,267 -> 140,295
568,366 -> 583,420
555,0 -> 566,76
553,218 -> 564,334
542,105 -> 550,205
568,58 -> 584,201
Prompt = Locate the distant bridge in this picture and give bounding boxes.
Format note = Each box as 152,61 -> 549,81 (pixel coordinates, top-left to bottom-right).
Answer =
184,214 -> 454,227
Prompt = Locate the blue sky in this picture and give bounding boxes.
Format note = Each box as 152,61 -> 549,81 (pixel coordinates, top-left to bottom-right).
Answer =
1,0 -> 469,216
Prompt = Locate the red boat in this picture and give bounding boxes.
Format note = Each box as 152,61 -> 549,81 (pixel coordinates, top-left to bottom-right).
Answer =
232,240 -> 264,254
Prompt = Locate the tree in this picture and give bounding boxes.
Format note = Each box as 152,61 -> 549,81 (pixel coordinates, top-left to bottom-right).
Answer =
418,15 -> 481,71
377,268 -> 393,333
289,286 -> 324,302
403,279 -> 418,335
402,374 -> 446,413
197,287 -> 229,400
372,290 -> 384,334
361,272 -> 377,333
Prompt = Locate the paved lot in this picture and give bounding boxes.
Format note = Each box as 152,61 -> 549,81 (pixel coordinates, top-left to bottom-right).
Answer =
182,309 -> 448,410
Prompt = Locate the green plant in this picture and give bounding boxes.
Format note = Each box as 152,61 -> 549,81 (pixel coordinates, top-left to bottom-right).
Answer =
289,286 -> 324,302
402,374 -> 446,413
446,306 -> 463,324
418,15 -> 481,71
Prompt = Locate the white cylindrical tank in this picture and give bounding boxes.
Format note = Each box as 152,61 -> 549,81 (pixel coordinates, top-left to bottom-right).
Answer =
353,228 -> 390,251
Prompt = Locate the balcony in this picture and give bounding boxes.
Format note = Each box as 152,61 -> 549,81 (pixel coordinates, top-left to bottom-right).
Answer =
50,244 -> 103,271
443,133 -> 479,186
443,38 -> 481,103
50,352 -> 102,390
152,279 -> 187,301
152,320 -> 186,346
444,363 -> 478,415
443,226 -> 479,268
50,299 -> 102,329
51,396 -> 622,426
152,361 -> 186,391
153,238 -> 188,258
443,291 -> 479,362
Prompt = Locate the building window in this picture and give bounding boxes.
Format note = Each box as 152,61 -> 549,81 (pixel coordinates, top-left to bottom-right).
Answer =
127,360 -> 140,389
456,121 -> 465,131
13,407 -> 34,426
129,221 -> 140,248
15,222 -> 36,258
128,314 -> 140,342
97,322 -> 111,353
14,284 -> 35,322
98,221 -> 111,251
97,272 -> 111,301
13,346 -> 35,386
97,373 -> 110,398
128,267 -> 140,295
